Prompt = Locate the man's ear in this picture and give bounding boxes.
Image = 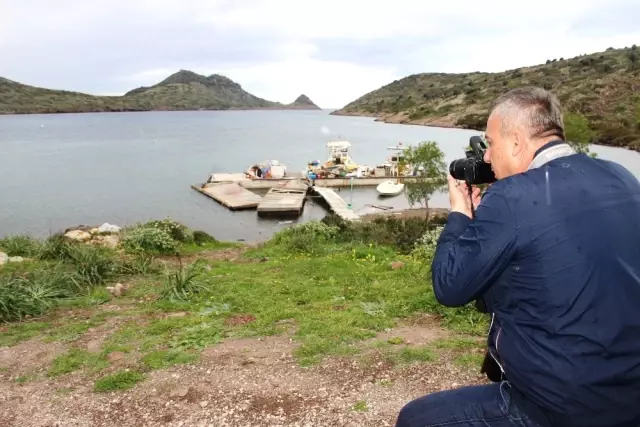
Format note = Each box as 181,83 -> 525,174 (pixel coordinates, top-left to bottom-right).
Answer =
512,132 -> 525,157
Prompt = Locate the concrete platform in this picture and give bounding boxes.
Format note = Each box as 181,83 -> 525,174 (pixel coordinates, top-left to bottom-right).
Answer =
191,183 -> 262,210
257,186 -> 308,217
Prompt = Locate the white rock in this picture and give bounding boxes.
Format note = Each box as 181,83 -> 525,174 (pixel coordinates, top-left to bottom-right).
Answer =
102,235 -> 120,249
64,230 -> 92,242
0,252 -> 8,265
98,223 -> 121,234
8,256 -> 25,263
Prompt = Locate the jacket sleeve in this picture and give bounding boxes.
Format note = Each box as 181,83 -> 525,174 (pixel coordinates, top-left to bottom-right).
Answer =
431,189 -> 518,307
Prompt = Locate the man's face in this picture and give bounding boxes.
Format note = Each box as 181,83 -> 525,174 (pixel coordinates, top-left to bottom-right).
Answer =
483,112 -> 520,179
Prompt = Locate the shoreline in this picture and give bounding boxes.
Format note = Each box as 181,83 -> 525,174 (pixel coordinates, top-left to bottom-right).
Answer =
0,105 -> 322,116
330,110 -> 640,153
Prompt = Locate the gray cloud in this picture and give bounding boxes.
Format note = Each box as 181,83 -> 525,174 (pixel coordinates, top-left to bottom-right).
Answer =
1,0 -> 639,106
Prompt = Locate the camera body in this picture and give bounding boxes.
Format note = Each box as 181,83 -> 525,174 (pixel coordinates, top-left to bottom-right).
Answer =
449,136 -> 496,185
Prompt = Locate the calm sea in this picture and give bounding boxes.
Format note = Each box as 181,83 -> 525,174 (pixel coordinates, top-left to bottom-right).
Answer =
1,110 -> 639,241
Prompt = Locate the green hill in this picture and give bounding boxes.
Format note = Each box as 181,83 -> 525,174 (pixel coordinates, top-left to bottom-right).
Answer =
0,70 -> 321,114
332,45 -> 640,151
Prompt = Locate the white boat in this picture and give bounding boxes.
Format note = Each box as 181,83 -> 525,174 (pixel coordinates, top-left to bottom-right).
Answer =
376,180 -> 405,196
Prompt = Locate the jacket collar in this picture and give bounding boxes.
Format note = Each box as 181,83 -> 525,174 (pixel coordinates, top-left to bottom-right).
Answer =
528,140 -> 576,171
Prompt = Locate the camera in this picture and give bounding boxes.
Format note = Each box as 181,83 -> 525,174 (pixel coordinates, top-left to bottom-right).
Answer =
449,136 -> 496,185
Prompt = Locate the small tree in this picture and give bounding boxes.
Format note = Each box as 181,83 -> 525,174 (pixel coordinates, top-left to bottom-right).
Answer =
564,112 -> 597,157
401,141 -> 447,223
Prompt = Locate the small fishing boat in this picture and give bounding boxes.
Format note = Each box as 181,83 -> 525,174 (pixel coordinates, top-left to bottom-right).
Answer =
376,180 -> 405,196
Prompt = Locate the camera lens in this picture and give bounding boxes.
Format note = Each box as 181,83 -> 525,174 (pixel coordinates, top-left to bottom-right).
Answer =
449,159 -> 468,181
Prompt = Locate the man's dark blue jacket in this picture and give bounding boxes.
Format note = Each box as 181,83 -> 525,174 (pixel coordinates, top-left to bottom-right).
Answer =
431,147 -> 640,427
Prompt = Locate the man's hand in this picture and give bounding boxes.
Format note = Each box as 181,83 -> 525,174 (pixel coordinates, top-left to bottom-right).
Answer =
448,175 -> 482,218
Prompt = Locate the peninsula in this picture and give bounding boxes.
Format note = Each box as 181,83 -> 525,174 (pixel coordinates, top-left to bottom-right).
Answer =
332,45 -> 640,151
0,70 -> 321,114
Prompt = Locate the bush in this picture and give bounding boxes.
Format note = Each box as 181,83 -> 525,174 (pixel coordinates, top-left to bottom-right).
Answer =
144,218 -> 194,243
193,230 -> 217,245
122,226 -> 178,255
411,226 -> 444,263
321,214 -> 445,255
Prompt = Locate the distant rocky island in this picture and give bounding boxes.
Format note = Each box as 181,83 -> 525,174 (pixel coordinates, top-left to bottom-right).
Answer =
0,70 -> 321,114
332,45 -> 640,152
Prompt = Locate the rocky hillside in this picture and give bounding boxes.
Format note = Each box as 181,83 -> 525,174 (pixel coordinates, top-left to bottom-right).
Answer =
0,70 -> 321,114
332,45 -> 640,151
286,94 -> 321,110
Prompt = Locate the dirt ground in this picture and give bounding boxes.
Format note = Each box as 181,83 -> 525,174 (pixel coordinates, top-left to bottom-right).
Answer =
0,316 -> 486,427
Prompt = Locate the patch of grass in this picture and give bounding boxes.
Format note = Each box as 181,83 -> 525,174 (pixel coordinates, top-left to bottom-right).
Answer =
94,371 -> 145,392
0,235 -> 41,257
387,337 -> 405,345
0,265 -> 82,322
454,353 -> 485,367
66,244 -> 115,286
391,346 -> 437,364
15,373 -> 38,383
352,400 -> 369,412
141,349 -> 198,370
433,337 -> 483,350
48,349 -> 109,377
0,321 -> 50,347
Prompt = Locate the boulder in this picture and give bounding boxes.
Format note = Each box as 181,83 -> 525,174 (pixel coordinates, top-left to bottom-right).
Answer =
64,230 -> 92,242
98,223 -> 121,234
0,252 -> 8,266
64,225 -> 92,234
106,283 -> 126,297
8,256 -> 25,263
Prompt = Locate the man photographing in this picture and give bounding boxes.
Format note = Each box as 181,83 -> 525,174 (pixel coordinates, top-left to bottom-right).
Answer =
395,87 -> 640,427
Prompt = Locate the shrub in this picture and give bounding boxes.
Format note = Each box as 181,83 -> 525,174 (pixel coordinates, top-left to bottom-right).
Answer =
411,226 -> 444,263
144,218 -> 194,243
193,230 -> 218,245
122,226 -> 178,255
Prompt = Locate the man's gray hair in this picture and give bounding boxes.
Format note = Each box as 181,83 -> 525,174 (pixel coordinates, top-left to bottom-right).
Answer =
489,87 -> 565,141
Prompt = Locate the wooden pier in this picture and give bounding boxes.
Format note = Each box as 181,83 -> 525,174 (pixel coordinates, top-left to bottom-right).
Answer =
312,187 -> 360,221
257,186 -> 308,217
191,183 -> 263,210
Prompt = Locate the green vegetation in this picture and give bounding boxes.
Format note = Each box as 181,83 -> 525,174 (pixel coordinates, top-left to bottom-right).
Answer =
0,70 -> 320,114
401,141 -> 448,220
93,371 -> 145,392
1,208 -> 489,391
333,46 -> 640,152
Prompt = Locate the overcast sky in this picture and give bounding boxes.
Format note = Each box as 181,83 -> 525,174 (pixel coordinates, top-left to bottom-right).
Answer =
1,0 -> 639,108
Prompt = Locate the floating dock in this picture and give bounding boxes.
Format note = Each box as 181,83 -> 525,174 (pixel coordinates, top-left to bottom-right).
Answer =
312,187 -> 361,221
191,183 -> 263,210
257,186 -> 308,217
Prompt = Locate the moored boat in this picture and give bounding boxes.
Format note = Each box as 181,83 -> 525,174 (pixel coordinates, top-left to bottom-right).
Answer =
376,180 -> 405,196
